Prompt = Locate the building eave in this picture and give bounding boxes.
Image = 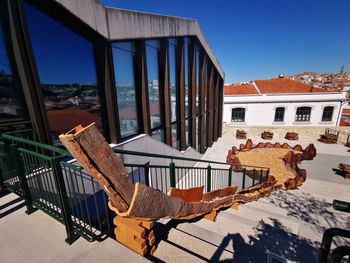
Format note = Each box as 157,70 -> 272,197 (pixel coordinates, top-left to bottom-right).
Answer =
52,0 -> 224,79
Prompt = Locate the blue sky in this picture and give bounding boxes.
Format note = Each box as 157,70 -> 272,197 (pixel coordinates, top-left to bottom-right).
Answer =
102,0 -> 350,84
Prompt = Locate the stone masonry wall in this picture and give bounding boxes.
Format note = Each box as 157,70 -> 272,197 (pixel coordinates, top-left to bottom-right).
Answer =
223,124 -> 350,145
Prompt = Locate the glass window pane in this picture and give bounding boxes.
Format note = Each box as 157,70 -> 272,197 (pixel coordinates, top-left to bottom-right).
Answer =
296,107 -> 311,122
274,107 -> 285,122
0,19 -> 27,123
322,106 -> 334,122
232,108 -> 245,122
151,128 -> 165,143
184,38 -> 189,118
169,39 -> 177,122
24,2 -> 103,145
195,49 -> 200,115
171,123 -> 179,149
146,40 -> 161,129
112,42 -> 139,137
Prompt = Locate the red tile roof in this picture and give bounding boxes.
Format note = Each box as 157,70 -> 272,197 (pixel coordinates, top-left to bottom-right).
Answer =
224,83 -> 258,95
225,78 -> 340,95
255,78 -> 314,94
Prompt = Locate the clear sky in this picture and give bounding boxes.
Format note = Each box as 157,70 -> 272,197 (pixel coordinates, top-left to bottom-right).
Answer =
102,0 -> 350,84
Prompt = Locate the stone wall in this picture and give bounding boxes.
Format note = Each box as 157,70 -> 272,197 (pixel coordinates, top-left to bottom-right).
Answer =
223,124 -> 350,145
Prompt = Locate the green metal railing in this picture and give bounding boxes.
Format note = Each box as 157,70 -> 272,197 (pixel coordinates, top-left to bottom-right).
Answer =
114,148 -> 269,193
0,121 -> 269,245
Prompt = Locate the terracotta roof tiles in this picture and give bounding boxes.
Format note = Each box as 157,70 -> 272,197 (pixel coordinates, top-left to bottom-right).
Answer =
224,83 -> 258,95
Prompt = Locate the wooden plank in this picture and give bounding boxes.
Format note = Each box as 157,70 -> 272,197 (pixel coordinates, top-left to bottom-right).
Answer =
113,216 -> 155,231
204,211 -> 217,222
115,228 -> 148,256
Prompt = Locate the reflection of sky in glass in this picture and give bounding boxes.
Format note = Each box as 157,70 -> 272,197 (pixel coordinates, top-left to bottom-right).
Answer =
169,40 -> 176,122
0,22 -> 11,74
146,40 -> 161,129
24,2 -> 97,84
184,40 -> 189,117
112,42 -> 139,137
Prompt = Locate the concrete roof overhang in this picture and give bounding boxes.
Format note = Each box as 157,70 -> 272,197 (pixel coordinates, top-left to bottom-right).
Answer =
53,0 -> 224,79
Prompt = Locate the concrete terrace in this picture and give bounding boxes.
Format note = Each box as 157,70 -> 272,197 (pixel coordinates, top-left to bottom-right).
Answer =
153,133 -> 350,262
1,133 -> 350,262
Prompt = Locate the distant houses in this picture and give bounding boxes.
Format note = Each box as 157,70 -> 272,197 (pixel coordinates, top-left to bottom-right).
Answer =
223,77 -> 347,127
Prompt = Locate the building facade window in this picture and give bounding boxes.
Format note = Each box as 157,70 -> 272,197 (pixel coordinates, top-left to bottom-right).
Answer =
145,40 -> 164,142
195,46 -> 200,151
24,2 -> 104,145
274,107 -> 285,122
0,18 -> 27,124
112,42 -> 139,138
231,108 -> 245,122
321,106 -> 334,122
168,38 -> 179,149
295,107 -> 311,122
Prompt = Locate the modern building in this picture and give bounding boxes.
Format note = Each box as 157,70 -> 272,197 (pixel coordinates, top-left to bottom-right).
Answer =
224,77 -> 347,127
0,0 -> 224,154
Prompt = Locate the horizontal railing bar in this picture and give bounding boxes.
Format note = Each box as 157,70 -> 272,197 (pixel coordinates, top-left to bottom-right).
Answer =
0,120 -> 32,128
114,148 -> 269,170
3,133 -> 71,156
18,148 -> 59,161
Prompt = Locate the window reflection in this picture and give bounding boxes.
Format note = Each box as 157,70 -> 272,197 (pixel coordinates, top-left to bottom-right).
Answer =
112,42 -> 139,137
146,40 -> 161,130
24,2 -> 103,145
0,20 -> 26,123
184,38 -> 189,118
169,39 -> 177,122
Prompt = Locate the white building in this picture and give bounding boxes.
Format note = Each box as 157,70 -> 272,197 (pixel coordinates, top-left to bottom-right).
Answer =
223,78 -> 347,127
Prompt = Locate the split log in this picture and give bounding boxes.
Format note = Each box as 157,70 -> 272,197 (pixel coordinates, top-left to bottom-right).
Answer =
285,132 -> 299,140
236,130 -> 247,139
318,134 -> 337,144
261,131 -> 273,140
60,123 -> 238,220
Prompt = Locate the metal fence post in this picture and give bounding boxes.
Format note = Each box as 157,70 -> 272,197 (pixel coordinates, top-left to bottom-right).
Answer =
52,158 -> 79,244
207,164 -> 211,192
10,144 -> 36,214
242,168 -> 246,189
260,169 -> 263,184
144,162 -> 150,186
228,167 -> 232,187
252,169 -> 256,186
170,161 -> 176,187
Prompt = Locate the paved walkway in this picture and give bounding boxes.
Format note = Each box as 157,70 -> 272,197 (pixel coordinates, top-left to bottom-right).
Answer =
1,135 -> 350,262
153,136 -> 350,262
0,193 -> 150,263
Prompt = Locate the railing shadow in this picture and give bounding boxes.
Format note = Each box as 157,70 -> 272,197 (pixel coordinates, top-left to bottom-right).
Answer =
150,216 -> 321,262
0,197 -> 26,219
210,218 -> 320,262
268,191 -> 350,237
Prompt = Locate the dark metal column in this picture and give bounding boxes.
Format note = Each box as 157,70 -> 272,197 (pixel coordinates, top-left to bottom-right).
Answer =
135,40 -> 150,135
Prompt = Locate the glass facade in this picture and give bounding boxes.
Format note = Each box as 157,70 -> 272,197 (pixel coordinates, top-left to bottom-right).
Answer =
112,42 -> 139,137
322,106 -> 334,122
146,40 -> 163,139
169,39 -> 177,122
295,107 -> 311,122
0,19 -> 26,123
24,2 -> 103,145
1,1 -> 224,153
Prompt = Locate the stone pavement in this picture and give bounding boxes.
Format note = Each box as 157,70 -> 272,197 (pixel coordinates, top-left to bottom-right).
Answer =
1,135 -> 350,262
0,193 -> 150,263
152,136 -> 350,262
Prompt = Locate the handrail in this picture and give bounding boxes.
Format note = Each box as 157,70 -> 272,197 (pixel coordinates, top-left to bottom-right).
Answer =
0,120 -> 32,128
1,127 -> 270,171
2,133 -> 70,156
113,148 -> 270,170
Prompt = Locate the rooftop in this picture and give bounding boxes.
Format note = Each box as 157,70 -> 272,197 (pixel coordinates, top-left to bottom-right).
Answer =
225,78 -> 340,96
